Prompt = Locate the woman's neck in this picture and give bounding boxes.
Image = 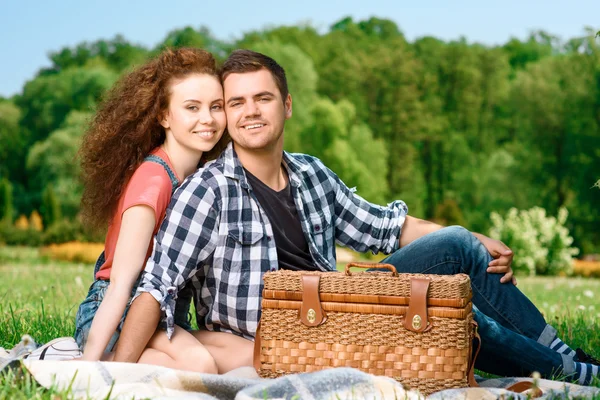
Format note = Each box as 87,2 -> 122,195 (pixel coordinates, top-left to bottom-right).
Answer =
160,140 -> 203,181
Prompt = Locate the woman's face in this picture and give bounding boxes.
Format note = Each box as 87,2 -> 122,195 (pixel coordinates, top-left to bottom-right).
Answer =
161,73 -> 226,154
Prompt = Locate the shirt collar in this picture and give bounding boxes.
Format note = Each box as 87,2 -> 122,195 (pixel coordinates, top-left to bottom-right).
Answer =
219,142 -> 311,189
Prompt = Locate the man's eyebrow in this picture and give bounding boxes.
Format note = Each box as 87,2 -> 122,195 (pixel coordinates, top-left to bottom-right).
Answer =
226,96 -> 245,104
254,91 -> 275,98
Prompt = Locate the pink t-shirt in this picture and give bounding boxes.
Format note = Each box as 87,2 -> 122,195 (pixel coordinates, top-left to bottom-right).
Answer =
95,148 -> 179,280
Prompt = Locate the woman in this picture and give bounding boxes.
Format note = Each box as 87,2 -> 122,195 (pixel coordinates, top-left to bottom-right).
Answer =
73,47 -> 228,372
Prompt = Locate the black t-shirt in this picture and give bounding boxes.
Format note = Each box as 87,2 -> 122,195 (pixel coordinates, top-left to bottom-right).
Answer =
244,168 -> 318,271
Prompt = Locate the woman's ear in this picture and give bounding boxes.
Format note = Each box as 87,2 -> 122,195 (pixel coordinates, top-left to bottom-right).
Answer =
158,112 -> 170,129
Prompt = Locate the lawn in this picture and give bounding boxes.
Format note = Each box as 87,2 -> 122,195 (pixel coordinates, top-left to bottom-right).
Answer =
1,246 -> 599,398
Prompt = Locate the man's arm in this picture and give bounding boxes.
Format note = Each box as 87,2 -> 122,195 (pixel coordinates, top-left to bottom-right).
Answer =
112,293 -> 161,362
399,215 -> 516,284
398,215 -> 444,248
112,178 -> 221,362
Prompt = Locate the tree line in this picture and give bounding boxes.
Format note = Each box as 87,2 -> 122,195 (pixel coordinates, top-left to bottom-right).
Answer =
0,17 -> 599,254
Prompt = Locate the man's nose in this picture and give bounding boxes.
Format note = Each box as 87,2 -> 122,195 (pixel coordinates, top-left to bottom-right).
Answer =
243,101 -> 261,117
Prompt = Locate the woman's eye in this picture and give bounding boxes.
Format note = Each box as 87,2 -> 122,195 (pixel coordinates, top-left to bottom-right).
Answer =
211,104 -> 223,111
187,106 -> 198,111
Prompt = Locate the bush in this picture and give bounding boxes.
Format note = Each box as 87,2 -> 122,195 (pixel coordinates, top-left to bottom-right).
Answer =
0,222 -> 42,246
40,241 -> 104,264
489,207 -> 579,276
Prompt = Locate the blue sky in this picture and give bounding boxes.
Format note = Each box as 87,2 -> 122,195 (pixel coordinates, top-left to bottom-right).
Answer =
1,0 -> 597,97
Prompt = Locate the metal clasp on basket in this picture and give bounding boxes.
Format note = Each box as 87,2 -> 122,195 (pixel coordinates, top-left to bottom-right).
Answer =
299,275 -> 327,327
404,277 -> 432,333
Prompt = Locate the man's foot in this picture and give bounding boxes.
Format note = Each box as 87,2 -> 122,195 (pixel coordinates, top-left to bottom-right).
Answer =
575,348 -> 600,366
25,337 -> 82,361
574,360 -> 600,385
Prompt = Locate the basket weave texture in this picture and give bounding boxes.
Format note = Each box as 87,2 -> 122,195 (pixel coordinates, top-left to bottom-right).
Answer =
257,270 -> 475,395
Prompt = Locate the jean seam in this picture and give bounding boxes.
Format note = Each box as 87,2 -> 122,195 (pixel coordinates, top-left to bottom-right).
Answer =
464,265 -> 526,336
418,259 -> 461,274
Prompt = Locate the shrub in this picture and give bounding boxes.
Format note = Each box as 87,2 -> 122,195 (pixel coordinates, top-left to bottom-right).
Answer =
0,222 -> 42,246
489,207 -> 579,276
41,218 -> 105,245
14,215 -> 29,230
40,241 -> 104,264
30,210 -> 43,231
573,259 -> 600,278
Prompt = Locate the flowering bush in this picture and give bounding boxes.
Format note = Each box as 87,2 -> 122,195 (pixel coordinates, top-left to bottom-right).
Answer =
40,241 -> 104,264
489,207 -> 579,276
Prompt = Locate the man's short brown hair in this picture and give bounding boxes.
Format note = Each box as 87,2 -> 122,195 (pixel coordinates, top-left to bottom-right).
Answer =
221,49 -> 289,101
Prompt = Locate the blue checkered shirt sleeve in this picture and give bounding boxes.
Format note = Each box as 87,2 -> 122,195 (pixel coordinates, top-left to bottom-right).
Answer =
133,175 -> 220,339
325,164 -> 408,255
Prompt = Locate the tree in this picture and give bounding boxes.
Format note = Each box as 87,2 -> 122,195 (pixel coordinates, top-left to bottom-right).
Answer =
26,111 -> 92,218
0,100 -> 26,182
40,186 -> 62,228
0,178 -> 13,223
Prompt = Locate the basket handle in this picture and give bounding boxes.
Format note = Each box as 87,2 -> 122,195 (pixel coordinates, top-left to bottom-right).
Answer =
345,262 -> 398,277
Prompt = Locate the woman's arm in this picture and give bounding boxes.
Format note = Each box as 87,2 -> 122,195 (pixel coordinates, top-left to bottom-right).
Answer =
81,205 -> 156,361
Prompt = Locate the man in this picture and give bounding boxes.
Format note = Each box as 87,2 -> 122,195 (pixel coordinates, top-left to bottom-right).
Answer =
113,50 -> 599,384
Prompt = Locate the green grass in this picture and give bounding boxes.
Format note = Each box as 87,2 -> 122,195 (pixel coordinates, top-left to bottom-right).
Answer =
1,246 -> 599,398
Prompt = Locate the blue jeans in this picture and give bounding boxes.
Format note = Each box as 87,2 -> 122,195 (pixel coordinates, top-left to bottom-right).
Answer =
73,279 -> 194,352
381,226 -> 568,378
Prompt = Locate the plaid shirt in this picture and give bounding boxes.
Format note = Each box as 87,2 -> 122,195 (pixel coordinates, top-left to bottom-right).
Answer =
136,142 -> 408,340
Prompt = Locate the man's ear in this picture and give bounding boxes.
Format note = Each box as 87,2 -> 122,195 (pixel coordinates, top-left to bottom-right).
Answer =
284,94 -> 292,119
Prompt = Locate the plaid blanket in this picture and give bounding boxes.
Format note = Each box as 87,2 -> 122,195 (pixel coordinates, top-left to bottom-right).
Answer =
1,358 -> 598,399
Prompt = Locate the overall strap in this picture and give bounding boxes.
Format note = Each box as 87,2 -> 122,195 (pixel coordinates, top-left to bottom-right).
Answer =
143,154 -> 179,194
93,154 -> 179,279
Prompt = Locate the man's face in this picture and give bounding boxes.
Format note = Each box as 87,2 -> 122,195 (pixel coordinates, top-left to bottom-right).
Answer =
224,69 -> 292,152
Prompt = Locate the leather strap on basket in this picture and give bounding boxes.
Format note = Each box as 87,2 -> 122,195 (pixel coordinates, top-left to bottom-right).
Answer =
299,275 -> 327,327
253,321 -> 262,371
404,277 -> 431,333
467,322 -> 543,397
467,321 -> 481,387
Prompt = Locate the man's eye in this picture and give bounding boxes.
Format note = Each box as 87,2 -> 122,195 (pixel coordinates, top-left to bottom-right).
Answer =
259,97 -> 270,103
229,102 -> 241,108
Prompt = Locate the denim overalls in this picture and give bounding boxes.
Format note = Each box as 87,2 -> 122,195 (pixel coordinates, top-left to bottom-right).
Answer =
73,155 -> 194,351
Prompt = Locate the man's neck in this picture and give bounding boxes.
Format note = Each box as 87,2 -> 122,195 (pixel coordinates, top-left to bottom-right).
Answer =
235,140 -> 287,191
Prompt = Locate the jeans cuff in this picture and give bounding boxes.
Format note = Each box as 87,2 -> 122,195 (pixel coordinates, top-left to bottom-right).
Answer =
537,324 -> 557,347
561,353 -> 576,376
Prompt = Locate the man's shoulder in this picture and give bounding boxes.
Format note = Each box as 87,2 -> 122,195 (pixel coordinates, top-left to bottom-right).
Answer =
286,152 -> 331,175
186,159 -> 230,189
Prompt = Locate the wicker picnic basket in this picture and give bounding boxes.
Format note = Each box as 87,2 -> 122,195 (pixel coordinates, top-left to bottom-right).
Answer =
254,263 -> 479,395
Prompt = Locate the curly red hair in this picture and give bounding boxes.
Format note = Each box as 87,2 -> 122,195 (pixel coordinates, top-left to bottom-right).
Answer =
80,47 -> 229,230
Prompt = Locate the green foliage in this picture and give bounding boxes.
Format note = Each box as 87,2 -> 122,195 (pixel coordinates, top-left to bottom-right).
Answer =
489,207 -> 579,276
26,111 -> 91,218
0,100 -> 26,182
0,178 -> 13,223
40,186 -> 61,228
2,20 -> 600,256
0,223 -> 42,246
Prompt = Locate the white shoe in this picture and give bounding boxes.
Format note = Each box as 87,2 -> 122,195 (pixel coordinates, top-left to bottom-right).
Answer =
25,337 -> 82,361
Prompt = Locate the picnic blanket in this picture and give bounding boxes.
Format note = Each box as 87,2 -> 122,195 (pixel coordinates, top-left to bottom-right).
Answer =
2,357 -> 599,399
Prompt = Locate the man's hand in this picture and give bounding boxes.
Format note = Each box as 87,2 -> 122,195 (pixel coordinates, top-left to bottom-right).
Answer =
472,233 -> 517,285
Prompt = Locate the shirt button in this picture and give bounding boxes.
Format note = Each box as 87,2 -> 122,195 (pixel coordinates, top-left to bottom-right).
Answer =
270,267 -> 277,272
315,225 -> 321,232
267,236 -> 272,241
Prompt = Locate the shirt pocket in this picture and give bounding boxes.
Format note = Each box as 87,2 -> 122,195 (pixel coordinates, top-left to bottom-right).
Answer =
308,211 -> 332,252
224,224 -> 265,272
